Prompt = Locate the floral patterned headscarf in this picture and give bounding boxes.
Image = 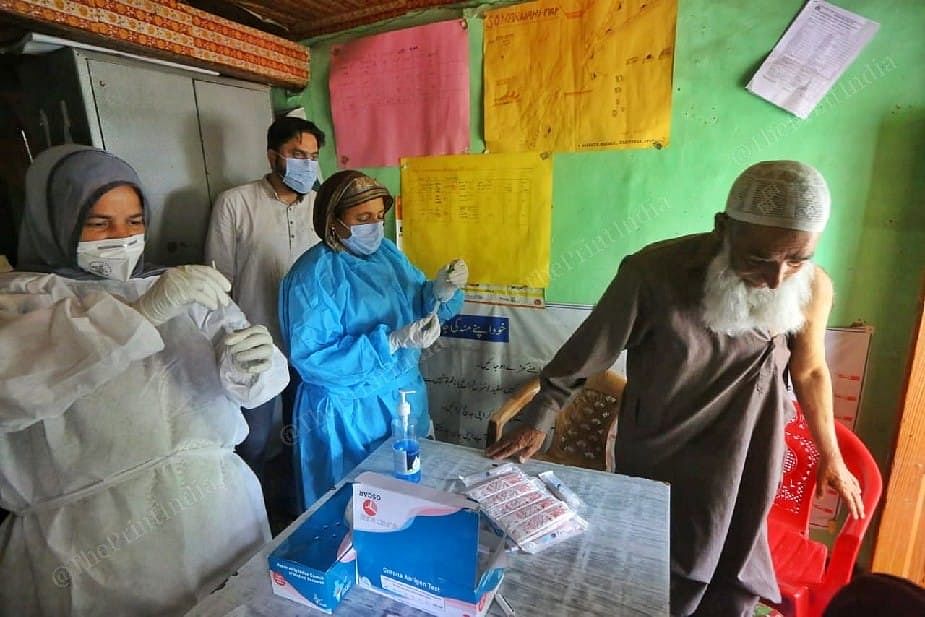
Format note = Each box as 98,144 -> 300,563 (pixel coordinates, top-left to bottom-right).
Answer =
312,170 -> 394,251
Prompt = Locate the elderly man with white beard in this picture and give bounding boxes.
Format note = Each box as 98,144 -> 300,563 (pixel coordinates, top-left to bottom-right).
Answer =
486,161 -> 865,617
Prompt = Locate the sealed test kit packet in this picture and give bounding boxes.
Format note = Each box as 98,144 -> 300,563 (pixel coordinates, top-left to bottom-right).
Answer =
461,465 -> 587,553
352,471 -> 507,617
268,484 -> 356,613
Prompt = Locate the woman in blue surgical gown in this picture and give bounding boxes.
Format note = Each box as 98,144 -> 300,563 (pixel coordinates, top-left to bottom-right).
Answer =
0,146 -> 289,616
279,170 -> 466,508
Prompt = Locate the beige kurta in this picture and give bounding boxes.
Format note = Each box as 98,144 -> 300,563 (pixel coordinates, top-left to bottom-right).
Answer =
205,178 -> 320,347
523,232 -> 789,613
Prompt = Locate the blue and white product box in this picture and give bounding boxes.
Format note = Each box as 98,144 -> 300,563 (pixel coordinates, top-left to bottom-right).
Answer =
268,484 -> 356,613
352,472 -> 507,617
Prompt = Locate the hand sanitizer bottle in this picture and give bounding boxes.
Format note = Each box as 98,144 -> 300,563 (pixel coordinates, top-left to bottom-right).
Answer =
392,390 -> 421,483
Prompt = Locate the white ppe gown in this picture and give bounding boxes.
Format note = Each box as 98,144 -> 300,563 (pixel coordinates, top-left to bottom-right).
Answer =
0,271 -> 289,616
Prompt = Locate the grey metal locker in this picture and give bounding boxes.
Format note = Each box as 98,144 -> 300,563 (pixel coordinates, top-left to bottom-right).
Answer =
195,79 -> 274,203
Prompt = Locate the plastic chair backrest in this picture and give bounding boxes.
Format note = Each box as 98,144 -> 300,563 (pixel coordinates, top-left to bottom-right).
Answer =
770,403 -> 882,539
770,404 -> 821,534
821,420 -> 882,596
545,372 -> 625,471
768,401 -> 884,613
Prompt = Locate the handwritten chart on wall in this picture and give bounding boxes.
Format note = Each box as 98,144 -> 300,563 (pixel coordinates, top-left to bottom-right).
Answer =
400,152 -> 552,285
483,0 -> 677,153
328,20 -> 469,168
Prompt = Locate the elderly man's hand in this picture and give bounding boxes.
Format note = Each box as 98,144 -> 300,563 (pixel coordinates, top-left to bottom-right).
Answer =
817,454 -> 865,520
485,425 -> 546,463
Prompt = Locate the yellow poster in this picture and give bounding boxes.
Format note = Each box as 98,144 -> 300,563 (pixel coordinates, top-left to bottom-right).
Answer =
484,0 -> 677,153
400,153 -> 552,287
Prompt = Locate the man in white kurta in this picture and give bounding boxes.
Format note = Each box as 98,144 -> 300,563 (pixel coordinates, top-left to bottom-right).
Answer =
205,117 -> 325,499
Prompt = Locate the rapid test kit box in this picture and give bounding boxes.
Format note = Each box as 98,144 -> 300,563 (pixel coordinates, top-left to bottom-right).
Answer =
352,472 -> 506,617
268,484 -> 356,613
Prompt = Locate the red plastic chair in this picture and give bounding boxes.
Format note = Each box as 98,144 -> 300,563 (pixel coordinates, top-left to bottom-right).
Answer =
764,403 -> 883,617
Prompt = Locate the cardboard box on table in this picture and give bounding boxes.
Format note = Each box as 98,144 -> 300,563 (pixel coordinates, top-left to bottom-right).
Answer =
268,484 -> 356,613
352,471 -> 506,617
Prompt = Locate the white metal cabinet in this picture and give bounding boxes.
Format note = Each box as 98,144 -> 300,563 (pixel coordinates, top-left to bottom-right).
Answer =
88,59 -> 212,266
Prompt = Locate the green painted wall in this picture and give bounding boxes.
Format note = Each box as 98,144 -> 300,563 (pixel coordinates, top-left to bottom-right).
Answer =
278,0 -> 925,564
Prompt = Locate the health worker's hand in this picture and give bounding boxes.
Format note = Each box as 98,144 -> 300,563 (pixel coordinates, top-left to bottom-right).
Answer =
224,325 -> 274,374
433,258 -> 468,302
133,265 -> 230,325
389,313 -> 441,352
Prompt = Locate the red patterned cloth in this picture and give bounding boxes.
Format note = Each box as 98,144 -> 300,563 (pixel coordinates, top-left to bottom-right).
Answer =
0,0 -> 308,87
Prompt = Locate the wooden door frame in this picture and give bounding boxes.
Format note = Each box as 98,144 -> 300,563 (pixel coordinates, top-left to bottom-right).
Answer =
872,272 -> 925,584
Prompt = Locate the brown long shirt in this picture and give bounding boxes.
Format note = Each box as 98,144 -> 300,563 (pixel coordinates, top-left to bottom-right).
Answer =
523,232 -> 788,608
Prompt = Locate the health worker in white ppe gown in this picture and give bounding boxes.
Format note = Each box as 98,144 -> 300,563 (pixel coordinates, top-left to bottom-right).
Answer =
0,145 -> 289,616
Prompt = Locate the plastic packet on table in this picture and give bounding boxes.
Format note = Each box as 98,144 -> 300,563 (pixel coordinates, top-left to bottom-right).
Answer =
484,486 -> 548,520
538,470 -> 585,511
464,470 -> 531,502
507,501 -> 574,546
475,477 -> 543,510
517,515 -> 589,554
459,470 -> 587,553
465,472 -> 529,499
496,495 -> 560,527
458,463 -> 521,488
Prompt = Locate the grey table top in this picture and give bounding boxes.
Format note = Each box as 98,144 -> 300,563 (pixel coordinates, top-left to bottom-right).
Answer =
186,440 -> 670,617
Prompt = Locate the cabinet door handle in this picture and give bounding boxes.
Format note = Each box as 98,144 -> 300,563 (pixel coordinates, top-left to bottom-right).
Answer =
60,100 -> 73,144
38,108 -> 51,149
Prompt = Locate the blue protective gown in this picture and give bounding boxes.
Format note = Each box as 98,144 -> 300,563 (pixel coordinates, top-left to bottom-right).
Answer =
279,239 -> 463,507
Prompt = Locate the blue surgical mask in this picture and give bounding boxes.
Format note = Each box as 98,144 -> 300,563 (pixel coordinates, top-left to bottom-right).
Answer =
341,221 -> 384,256
280,157 -> 319,194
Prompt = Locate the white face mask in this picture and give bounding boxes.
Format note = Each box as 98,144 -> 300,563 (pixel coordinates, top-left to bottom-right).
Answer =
76,233 -> 145,281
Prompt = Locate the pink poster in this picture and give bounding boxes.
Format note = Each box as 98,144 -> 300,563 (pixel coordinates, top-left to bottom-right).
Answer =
329,20 -> 470,169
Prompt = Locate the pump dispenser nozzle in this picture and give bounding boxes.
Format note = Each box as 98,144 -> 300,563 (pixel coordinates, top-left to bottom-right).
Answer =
398,389 -> 415,430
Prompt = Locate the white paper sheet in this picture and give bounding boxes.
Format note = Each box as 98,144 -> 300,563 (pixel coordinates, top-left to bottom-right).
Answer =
747,0 -> 879,118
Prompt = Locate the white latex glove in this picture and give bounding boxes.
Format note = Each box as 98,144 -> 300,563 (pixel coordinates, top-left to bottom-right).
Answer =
433,258 -> 469,302
388,313 -> 441,352
223,324 -> 274,374
133,265 -> 231,325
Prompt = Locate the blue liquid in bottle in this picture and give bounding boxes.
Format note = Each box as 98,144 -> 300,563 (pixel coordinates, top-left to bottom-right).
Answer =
392,390 -> 421,483
392,438 -> 421,483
